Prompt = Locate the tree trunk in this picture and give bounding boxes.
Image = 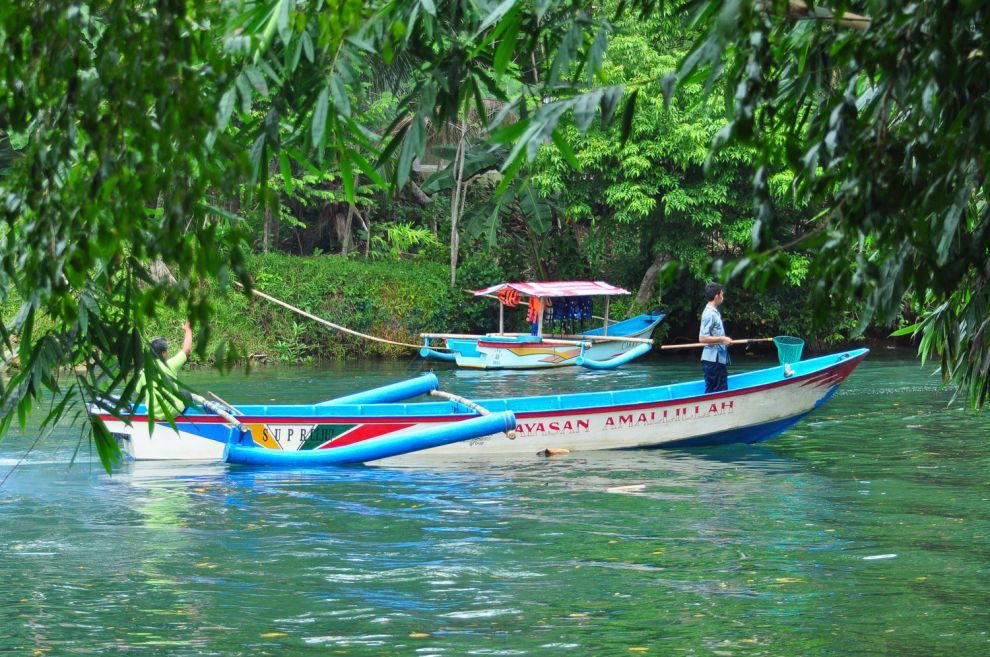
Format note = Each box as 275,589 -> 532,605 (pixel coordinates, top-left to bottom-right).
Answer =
364,214 -> 372,259
340,205 -> 355,256
149,259 -> 176,284
407,180 -> 432,207
262,206 -> 271,252
449,121 -> 468,286
150,191 -> 177,285
345,203 -> 371,259
635,251 -> 670,307
262,157 -> 279,252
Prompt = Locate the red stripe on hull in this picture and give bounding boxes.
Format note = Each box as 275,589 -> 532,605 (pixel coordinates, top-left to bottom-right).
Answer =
317,423 -> 415,449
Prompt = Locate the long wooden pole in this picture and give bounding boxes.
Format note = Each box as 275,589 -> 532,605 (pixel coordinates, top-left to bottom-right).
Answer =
474,331 -> 650,345
189,393 -> 242,427
208,391 -> 243,415
244,285 -> 435,351
659,338 -> 774,350
554,334 -> 654,345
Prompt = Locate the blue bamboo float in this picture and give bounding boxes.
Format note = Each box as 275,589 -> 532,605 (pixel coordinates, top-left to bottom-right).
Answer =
316,372 -> 439,405
224,410 -> 516,466
577,342 -> 654,370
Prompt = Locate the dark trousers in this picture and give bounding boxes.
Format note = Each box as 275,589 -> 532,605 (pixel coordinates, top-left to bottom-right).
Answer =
703,361 -> 728,393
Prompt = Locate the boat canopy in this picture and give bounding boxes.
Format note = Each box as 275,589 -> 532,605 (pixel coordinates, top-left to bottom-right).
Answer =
474,281 -> 629,298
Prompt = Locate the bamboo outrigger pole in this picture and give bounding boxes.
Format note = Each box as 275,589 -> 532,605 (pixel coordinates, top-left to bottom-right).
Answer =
659,338 -> 774,350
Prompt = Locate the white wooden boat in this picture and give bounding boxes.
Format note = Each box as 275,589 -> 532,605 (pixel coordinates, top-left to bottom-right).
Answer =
92,349 -> 868,463
420,281 -> 667,370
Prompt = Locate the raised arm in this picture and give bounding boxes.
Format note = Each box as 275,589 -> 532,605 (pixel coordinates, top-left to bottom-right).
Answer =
180,321 -> 193,357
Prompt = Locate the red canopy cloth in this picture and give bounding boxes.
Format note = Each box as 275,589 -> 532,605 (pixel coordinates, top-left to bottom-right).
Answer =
473,281 -> 629,298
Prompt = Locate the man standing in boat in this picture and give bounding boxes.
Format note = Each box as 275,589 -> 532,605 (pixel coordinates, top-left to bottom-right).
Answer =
699,283 -> 732,393
139,321 -> 194,418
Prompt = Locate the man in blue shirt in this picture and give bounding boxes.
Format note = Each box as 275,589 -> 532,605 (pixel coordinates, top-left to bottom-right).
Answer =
699,283 -> 732,393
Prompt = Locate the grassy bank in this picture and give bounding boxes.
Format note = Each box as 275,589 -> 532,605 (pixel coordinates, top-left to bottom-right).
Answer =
145,254 -> 471,364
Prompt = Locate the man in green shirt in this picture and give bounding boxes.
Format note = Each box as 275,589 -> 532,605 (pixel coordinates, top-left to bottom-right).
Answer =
139,321 -> 193,419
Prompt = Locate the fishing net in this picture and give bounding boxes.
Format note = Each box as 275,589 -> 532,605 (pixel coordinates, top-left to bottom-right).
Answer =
773,336 -> 805,366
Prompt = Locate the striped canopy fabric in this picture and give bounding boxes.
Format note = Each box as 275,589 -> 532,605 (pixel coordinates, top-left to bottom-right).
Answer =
474,281 -> 630,298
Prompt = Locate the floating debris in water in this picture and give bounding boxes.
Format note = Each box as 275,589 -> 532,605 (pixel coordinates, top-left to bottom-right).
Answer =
605,484 -> 646,493
863,554 -> 897,560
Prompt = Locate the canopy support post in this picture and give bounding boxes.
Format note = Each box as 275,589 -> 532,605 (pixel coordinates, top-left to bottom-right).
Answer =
603,297 -> 610,336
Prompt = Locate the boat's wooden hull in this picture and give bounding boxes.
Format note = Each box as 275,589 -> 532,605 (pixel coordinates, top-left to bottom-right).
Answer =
95,350 -> 868,462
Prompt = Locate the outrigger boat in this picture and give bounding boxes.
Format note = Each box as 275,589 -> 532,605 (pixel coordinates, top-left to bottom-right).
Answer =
92,348 -> 868,465
420,281 -> 667,370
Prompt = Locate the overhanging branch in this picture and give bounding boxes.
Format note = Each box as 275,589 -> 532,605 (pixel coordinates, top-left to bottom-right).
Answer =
786,1 -> 871,31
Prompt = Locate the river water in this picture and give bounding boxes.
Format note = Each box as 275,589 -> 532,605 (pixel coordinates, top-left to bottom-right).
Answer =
1,349 -> 988,656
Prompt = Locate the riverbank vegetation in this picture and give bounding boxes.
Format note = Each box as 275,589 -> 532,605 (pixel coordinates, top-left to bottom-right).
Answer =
147,253 -> 873,366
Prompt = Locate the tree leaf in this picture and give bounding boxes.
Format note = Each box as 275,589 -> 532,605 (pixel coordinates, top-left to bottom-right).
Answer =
586,25 -> 609,82
279,152 -> 294,195
330,74 -> 351,118
619,88 -> 638,146
890,322 -> 920,337
286,147 -> 323,177
235,73 -> 253,113
599,85 -> 623,127
519,183 -> 551,234
476,0 -> 517,36
574,89 -> 603,133
277,0 -> 293,46
0,131 -> 13,177
244,65 -> 269,96
493,14 -> 521,76
349,150 -> 388,189
249,134 -> 266,179
550,129 -> 580,171
301,30 -> 314,62
311,86 -> 330,148
217,88 -> 237,132
286,28 -> 303,71
91,416 -> 122,473
396,115 -> 424,189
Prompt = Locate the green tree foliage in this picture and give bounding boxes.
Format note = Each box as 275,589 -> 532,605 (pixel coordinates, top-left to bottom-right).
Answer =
0,2 -> 252,468
651,0 -> 990,404
531,14 -> 760,285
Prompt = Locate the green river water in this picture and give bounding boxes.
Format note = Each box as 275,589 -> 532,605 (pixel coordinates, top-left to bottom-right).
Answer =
1,349 -> 988,656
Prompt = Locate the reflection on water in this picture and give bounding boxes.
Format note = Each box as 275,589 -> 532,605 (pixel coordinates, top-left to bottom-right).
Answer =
2,351 -> 989,655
